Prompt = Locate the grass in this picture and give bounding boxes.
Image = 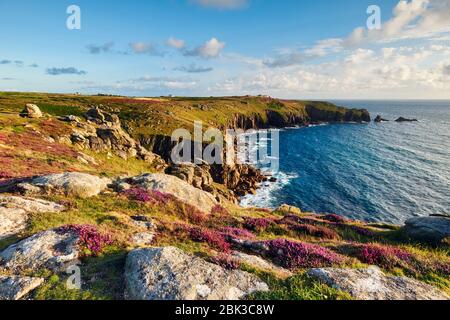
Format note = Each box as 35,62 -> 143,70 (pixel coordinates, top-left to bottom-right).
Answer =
246,268 -> 352,300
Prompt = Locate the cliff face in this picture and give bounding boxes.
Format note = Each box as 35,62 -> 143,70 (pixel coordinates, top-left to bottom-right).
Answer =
136,101 -> 370,198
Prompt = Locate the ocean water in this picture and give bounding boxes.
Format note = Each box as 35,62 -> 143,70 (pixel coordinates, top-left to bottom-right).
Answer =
240,100 -> 450,224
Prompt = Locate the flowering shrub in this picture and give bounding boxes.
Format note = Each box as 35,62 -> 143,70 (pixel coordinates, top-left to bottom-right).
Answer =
181,204 -> 207,224
264,239 -> 344,269
124,188 -> 173,205
280,215 -> 319,226
189,227 -> 231,253
292,224 -> 339,240
124,188 -> 152,202
322,214 -> 347,224
0,171 -> 12,179
58,224 -> 113,256
244,218 -> 275,232
210,254 -> 241,270
356,244 -> 412,270
220,227 -> 256,240
211,205 -> 230,216
350,225 -> 377,237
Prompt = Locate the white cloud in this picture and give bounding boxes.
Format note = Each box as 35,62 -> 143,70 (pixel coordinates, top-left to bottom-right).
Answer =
166,37 -> 186,50
191,0 -> 249,10
209,44 -> 450,98
129,42 -> 163,56
184,37 -> 226,58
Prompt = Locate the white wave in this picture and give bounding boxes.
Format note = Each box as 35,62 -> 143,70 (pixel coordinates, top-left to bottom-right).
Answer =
240,171 -> 298,208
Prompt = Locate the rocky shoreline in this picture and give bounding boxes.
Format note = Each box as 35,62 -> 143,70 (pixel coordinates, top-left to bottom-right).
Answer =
0,96 -> 448,301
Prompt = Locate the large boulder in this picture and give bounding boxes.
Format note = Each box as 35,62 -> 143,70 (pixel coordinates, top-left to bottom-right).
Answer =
403,216 -> 450,244
166,163 -> 214,191
0,229 -> 81,272
308,266 -> 448,300
124,247 -> 269,300
0,196 -> 65,240
20,104 -> 43,119
126,174 -> 218,213
29,172 -> 111,198
0,275 -> 44,300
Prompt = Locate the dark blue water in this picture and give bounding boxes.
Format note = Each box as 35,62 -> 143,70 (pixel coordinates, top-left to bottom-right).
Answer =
241,100 -> 450,223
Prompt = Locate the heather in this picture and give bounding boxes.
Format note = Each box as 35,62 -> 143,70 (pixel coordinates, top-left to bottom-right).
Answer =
0,93 -> 448,300
58,224 -> 113,256
264,239 -> 345,270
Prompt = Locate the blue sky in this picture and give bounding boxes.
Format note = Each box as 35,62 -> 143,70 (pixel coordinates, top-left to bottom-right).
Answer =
1,0 -> 450,99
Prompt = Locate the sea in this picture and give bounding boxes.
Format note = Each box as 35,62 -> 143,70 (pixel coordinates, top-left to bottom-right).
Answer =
240,100 -> 450,224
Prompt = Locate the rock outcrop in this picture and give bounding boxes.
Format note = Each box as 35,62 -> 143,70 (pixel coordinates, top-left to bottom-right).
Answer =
0,229 -> 81,272
124,247 -> 269,300
403,216 -> 450,244
20,104 -> 43,119
0,275 -> 44,300
395,117 -> 418,122
374,115 -> 389,123
121,173 -> 218,213
60,107 -> 165,168
308,266 -> 449,300
28,173 -> 111,198
166,163 -> 214,192
0,196 -> 65,240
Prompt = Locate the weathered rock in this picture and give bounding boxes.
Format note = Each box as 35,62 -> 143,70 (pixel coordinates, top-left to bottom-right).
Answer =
124,247 -> 269,300
231,251 -> 292,278
0,275 -> 44,300
77,152 -> 98,166
0,229 -> 80,272
14,183 -> 41,196
130,216 -> 156,230
20,104 -> 43,119
166,163 -> 213,191
395,117 -> 418,122
403,216 -> 450,244
276,204 -> 302,215
29,172 -> 111,198
62,107 -> 166,167
131,232 -> 155,246
374,115 -> 389,123
308,266 -> 449,300
0,196 -> 65,213
0,207 -> 27,240
126,173 -> 218,213
0,196 -> 65,240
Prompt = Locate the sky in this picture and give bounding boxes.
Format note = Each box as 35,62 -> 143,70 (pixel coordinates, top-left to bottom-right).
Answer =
1,0 -> 450,99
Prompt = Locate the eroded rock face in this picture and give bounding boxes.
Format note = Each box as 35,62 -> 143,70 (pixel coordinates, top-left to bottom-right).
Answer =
0,229 -> 81,272
61,107 -> 166,168
29,172 -> 111,198
124,247 -> 269,300
308,266 -> 449,300
0,275 -> 44,300
21,104 -> 43,119
125,173 -> 218,213
166,163 -> 214,191
0,196 -> 65,240
404,216 -> 450,244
